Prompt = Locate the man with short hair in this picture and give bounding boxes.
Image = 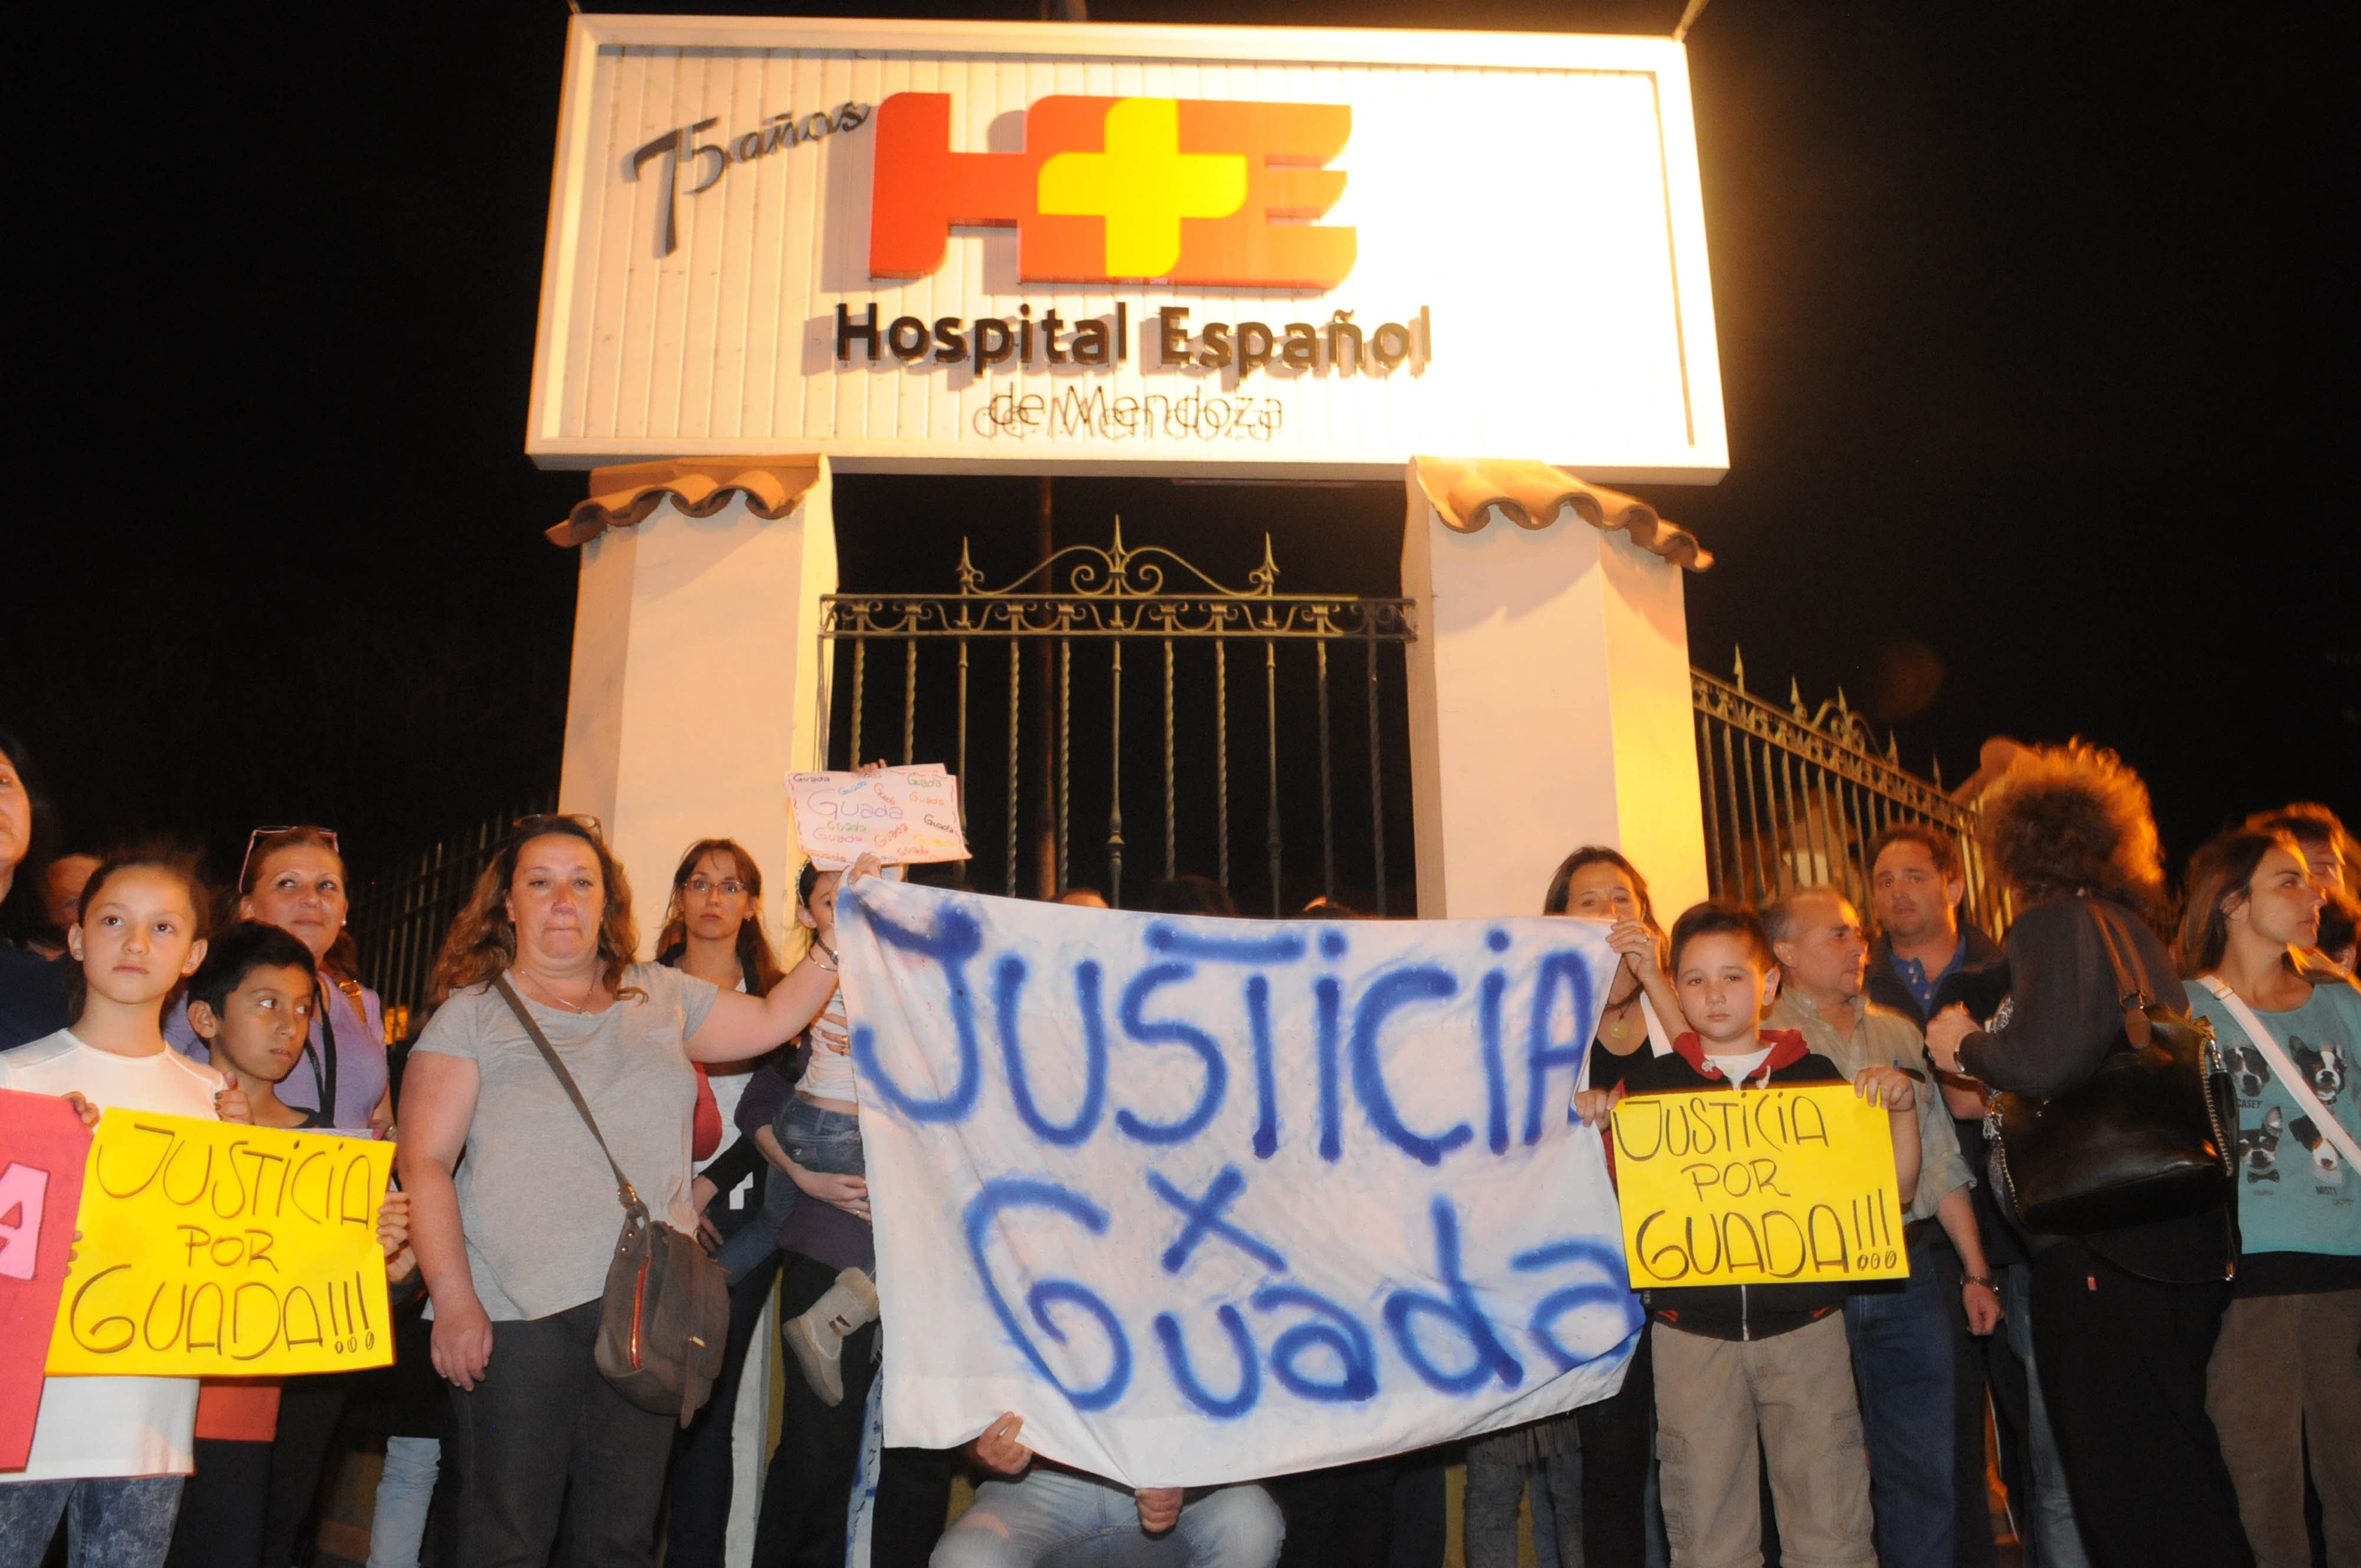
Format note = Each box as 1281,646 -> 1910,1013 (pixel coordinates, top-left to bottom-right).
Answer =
1764,885 -> 1998,1568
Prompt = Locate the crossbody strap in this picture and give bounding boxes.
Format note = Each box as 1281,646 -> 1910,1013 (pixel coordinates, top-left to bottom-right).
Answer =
2199,975 -> 2361,1171
492,973 -> 645,1217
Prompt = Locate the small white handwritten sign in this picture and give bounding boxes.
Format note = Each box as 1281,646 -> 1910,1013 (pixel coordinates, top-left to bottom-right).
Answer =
788,767 -> 970,868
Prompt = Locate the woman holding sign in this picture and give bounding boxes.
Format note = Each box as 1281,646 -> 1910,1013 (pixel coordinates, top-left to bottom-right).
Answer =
396,817 -> 868,1568
1925,745 -> 2251,1568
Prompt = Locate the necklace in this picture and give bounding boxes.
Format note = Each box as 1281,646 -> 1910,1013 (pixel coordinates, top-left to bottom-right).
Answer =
1601,991 -> 1642,1041
518,967 -> 599,1014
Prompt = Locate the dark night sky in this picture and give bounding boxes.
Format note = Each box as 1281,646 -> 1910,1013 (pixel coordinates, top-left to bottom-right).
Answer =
7,1 -> 2353,897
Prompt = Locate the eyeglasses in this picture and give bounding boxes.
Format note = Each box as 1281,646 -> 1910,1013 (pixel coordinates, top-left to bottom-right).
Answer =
512,812 -> 605,839
685,877 -> 751,898
239,826 -> 341,890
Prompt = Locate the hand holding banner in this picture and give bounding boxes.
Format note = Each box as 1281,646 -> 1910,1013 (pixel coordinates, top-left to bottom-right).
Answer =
789,766 -> 968,868
1608,1085 -> 1908,1289
45,1111 -> 395,1377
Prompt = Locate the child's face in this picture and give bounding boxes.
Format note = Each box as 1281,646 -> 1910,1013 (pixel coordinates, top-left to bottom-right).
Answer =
798,870 -> 845,944
69,868 -> 206,1007
193,964 -> 316,1084
1674,931 -> 1778,1047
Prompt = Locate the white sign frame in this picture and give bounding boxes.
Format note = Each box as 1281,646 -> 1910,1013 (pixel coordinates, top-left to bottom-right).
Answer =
528,15 -> 1726,481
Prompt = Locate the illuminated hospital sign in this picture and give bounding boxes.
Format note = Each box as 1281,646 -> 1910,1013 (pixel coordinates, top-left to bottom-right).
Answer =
528,17 -> 1726,478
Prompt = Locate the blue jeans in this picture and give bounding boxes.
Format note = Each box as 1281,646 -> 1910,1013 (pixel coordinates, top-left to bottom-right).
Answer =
367,1436 -> 442,1568
0,1477 -> 184,1568
933,1468 -> 1283,1568
1843,1232 -> 1954,1568
716,1096 -> 868,1283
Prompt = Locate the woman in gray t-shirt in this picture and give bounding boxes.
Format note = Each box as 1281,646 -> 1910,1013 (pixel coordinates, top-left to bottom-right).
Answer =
397,817 -> 869,1567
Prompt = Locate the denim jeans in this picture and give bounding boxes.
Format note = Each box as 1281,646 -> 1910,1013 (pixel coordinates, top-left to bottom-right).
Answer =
1464,1428 -> 1582,1568
368,1437 -> 443,1568
932,1468 -> 1285,1568
1843,1231 -> 1955,1568
773,1094 -> 865,1179
0,1477 -> 184,1568
2002,1262 -> 2091,1568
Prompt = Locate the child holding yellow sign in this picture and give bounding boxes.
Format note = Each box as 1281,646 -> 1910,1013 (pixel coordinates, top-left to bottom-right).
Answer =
0,853 -> 234,1568
1575,902 -> 1921,1568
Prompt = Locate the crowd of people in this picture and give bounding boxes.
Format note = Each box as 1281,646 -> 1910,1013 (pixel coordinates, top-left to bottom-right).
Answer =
1,720 -> 2355,1568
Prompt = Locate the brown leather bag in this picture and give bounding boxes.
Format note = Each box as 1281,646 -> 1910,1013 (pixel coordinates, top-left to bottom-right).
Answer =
493,975 -> 729,1426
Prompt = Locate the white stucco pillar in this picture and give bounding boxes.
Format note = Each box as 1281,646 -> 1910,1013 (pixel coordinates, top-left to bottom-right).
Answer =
557,463 -> 838,952
1401,464 -> 1708,921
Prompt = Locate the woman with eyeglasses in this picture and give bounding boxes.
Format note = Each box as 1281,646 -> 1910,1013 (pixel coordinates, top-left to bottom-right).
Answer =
398,817 -> 868,1568
652,838 -> 788,1568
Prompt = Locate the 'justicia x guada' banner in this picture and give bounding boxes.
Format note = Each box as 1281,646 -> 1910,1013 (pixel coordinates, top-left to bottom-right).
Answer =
839,882 -> 1640,1488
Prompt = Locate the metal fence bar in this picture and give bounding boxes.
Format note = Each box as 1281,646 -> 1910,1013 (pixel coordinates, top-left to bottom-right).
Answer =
1216,640 -> 1231,889
1005,642 -> 1020,898
1163,637 -> 1177,882
1263,639 -> 1282,917
1107,641 -> 1127,907
1059,639 -> 1073,893
1316,641 -> 1335,903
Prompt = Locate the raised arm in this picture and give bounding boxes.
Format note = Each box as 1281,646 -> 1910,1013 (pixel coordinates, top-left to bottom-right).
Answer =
686,957 -> 839,1064
395,1051 -> 491,1389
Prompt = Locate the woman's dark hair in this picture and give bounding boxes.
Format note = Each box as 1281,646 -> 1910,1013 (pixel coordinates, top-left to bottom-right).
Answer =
2314,889 -> 2360,972
655,837 -> 785,996
66,846 -> 212,1016
1976,741 -> 2164,914
187,920 -> 318,1020
240,825 -> 362,983
2244,803 -> 2360,890
1667,899 -> 1774,973
2174,829 -> 2310,979
429,817 -> 640,1005
0,726 -> 62,951
1144,875 -> 1236,917
1541,846 -> 1656,925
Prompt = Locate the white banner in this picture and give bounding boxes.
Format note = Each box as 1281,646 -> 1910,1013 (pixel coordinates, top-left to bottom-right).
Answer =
839,881 -> 1641,1488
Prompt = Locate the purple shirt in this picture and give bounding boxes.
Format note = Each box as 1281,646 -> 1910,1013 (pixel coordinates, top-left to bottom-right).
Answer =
168,978 -> 390,1132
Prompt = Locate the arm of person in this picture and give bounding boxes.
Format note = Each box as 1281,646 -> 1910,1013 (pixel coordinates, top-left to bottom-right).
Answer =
1935,1186 -> 2003,1334
684,855 -> 885,1065
753,1124 -> 870,1219
1854,1066 -> 1921,1209
1941,902 -> 2123,1095
368,1085 -> 395,1140
377,1187 -> 417,1284
395,1051 -> 493,1390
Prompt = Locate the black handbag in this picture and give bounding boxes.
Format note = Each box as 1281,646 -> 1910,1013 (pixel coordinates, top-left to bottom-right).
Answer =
493,975 -> 729,1426
1985,901 -> 2235,1236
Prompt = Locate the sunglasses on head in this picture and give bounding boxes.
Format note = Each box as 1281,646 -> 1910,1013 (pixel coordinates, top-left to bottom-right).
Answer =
238,826 -> 341,891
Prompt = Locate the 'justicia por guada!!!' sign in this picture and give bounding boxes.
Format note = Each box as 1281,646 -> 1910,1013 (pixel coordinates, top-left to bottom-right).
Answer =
839,880 -> 1640,1487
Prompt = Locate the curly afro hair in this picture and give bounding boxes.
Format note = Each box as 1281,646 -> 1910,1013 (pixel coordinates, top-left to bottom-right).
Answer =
1976,741 -> 2164,912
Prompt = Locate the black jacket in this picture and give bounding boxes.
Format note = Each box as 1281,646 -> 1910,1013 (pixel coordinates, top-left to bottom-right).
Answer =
1959,893 -> 2232,1284
1865,923 -> 2009,1031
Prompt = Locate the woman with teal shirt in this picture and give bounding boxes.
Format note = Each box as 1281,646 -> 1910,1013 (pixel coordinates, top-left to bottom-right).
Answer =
2177,828 -> 2361,1568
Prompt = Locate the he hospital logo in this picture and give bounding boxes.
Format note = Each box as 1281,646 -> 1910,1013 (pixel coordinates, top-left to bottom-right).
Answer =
868,91 -> 1356,288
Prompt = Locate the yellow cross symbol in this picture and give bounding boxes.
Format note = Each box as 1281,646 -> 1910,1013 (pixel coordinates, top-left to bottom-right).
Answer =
1038,99 -> 1248,278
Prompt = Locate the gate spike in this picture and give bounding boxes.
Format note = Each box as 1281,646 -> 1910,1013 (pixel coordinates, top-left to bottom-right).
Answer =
956,537 -> 982,593
1732,645 -> 1746,692
1932,755 -> 1945,787
1885,732 -> 1899,762
1788,677 -> 1806,719
1836,685 -> 1850,715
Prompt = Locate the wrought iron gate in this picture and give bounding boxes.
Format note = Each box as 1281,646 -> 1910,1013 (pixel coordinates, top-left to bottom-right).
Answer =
816,525 -> 1415,915
1692,654 -> 2007,935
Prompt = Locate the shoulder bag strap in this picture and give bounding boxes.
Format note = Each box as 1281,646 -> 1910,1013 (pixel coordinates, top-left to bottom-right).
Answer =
2084,899 -> 2154,1048
2199,975 -> 2361,1170
491,973 -> 646,1217
313,980 -> 341,1119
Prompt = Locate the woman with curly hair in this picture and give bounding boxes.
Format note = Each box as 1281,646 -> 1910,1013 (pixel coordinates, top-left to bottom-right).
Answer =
1925,744 -> 2250,1568
395,816 -> 872,1568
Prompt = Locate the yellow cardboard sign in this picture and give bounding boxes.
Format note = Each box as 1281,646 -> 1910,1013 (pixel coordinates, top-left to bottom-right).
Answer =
1610,1084 -> 1909,1288
46,1110 -> 395,1376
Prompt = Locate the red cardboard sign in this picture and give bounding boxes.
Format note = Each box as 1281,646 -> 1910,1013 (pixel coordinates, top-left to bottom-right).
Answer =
0,1088 -> 90,1471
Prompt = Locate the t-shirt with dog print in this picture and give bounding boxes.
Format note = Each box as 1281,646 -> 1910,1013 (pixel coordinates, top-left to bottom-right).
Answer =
2189,976 -> 2361,1294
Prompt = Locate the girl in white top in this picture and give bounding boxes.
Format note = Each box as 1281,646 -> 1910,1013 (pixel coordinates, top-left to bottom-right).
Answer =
0,853 -> 246,1568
